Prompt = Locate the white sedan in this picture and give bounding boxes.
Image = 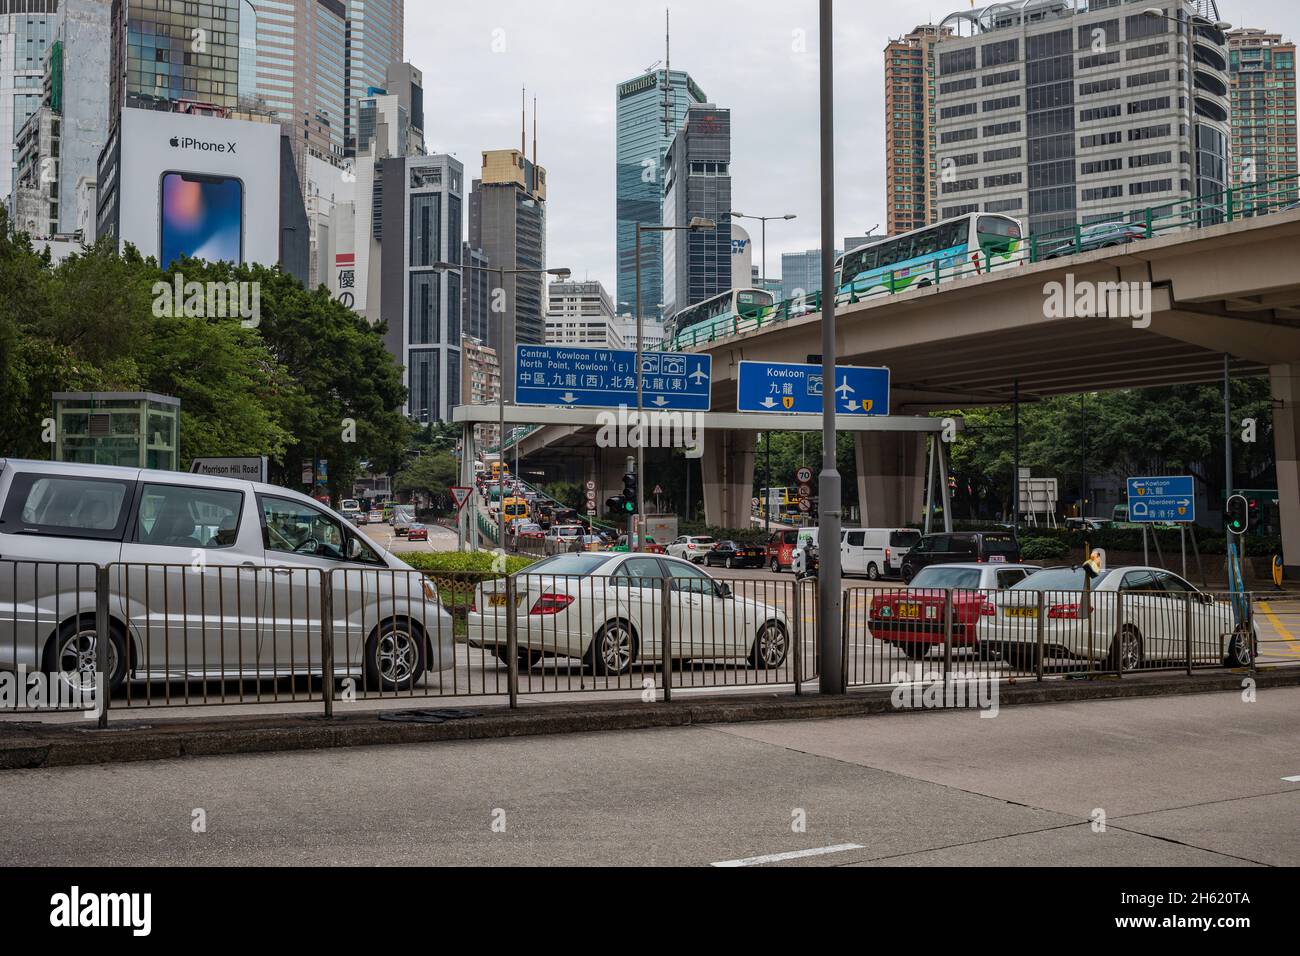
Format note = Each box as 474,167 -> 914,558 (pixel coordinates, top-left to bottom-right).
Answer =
978,565 -> 1256,671
467,552 -> 790,674
665,535 -> 717,564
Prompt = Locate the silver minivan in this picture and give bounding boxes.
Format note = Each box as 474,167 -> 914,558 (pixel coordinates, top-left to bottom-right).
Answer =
0,459 -> 454,696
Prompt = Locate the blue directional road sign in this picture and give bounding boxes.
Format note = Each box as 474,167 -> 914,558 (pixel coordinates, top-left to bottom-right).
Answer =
1125,475 -> 1196,523
515,345 -> 712,410
737,360 -> 890,415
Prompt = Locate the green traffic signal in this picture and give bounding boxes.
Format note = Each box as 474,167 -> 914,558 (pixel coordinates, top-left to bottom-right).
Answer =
1225,494 -> 1249,534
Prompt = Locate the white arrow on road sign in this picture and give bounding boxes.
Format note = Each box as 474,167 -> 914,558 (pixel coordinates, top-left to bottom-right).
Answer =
652,396 -> 669,407
560,392 -> 578,403
760,397 -> 777,409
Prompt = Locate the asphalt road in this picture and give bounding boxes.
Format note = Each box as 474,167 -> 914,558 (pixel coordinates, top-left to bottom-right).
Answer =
2,687 -> 1296,866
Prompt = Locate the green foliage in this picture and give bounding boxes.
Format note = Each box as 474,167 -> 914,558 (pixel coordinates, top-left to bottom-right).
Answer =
541,481 -> 582,510
395,551 -> 536,574
0,210 -> 411,489
1019,537 -> 1070,560
394,452 -> 459,509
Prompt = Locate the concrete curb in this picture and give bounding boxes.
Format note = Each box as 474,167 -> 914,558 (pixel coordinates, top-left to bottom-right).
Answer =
1,667 -> 1295,770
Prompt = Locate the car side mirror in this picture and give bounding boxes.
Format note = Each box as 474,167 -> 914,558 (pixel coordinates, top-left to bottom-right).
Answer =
716,582 -> 732,599
346,537 -> 364,561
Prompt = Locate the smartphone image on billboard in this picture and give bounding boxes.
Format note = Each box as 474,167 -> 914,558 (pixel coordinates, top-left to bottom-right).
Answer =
159,171 -> 244,268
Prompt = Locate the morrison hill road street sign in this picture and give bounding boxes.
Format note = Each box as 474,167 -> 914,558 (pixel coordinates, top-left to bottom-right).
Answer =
737,360 -> 890,415
515,345 -> 712,411
1126,475 -> 1196,523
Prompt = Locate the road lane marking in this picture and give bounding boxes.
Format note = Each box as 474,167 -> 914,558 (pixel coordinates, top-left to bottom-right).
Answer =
1256,601 -> 1300,658
1283,775 -> 1300,783
711,843 -> 864,867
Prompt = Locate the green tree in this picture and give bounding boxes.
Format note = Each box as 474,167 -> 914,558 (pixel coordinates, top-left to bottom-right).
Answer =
394,451 -> 459,509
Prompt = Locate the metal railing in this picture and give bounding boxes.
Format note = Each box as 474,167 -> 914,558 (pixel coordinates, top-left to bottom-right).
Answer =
666,173 -> 1300,351
2,557 -> 1293,722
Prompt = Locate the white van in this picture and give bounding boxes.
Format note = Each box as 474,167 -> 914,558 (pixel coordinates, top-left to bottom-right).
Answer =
841,527 -> 922,580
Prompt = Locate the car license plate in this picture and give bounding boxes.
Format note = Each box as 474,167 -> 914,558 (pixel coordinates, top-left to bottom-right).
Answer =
488,594 -> 513,608
1004,607 -> 1037,618
898,603 -> 921,620
989,554 -> 1006,563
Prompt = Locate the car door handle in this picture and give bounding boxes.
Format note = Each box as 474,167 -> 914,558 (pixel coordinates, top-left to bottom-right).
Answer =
271,568 -> 294,576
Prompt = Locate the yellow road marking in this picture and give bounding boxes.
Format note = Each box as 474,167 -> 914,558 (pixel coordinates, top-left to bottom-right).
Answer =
1257,601 -> 1300,658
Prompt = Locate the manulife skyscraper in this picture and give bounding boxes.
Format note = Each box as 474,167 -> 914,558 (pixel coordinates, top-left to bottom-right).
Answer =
616,69 -> 707,322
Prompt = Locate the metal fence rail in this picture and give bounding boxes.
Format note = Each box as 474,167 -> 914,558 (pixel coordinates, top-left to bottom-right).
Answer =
1,556 -> 1293,722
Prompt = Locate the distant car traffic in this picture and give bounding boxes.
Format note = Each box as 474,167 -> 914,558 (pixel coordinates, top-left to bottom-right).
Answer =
666,535 -> 716,563
1039,220 -> 1147,259
367,510 -> 385,524
467,552 -> 790,674
841,527 -> 921,580
978,565 -> 1256,671
868,563 -> 1041,660
703,540 -> 765,569
901,531 -> 1021,582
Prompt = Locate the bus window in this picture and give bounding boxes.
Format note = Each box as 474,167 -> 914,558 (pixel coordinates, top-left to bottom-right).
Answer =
915,228 -> 940,257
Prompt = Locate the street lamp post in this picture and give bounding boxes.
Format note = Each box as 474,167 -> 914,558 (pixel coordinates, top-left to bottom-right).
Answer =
633,217 -> 716,551
728,210 -> 796,534
431,260 -> 570,552
817,0 -> 844,695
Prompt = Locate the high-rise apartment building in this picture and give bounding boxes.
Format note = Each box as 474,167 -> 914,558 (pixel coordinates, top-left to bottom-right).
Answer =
545,279 -> 622,349
378,152 -> 464,424
1227,27 -> 1298,202
468,147 -> 547,403
460,336 -> 499,446
1,1 -> 58,201
932,0 -> 1231,237
780,248 -> 840,301
108,0 -> 241,131
343,0 -> 401,158
8,0 -> 110,238
245,0 -> 348,178
885,24 -> 949,234
461,243 -> 492,343
661,104 -> 732,323
615,68 -> 707,321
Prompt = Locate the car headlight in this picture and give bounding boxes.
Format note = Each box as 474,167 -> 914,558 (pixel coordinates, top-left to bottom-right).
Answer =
422,578 -> 439,602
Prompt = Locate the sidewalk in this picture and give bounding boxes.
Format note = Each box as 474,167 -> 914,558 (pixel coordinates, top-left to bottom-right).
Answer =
2,666 -> 1296,770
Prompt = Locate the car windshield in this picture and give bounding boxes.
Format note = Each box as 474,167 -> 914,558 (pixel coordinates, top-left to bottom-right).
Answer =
890,530 -> 921,548
1011,567 -> 1111,591
693,537 -> 715,544
909,566 -> 982,589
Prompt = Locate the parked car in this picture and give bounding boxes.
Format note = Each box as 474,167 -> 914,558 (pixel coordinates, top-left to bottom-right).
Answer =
703,540 -> 765,569
868,563 -> 1041,660
841,527 -> 922,580
0,459 -> 455,696
900,531 -> 1021,582
467,552 -> 790,674
406,523 -> 429,542
978,565 -> 1256,671
666,535 -> 717,563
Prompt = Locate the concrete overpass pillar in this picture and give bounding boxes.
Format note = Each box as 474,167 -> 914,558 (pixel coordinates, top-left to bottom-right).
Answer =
702,429 -> 757,530
854,432 -> 927,528
1271,363 -> 1300,574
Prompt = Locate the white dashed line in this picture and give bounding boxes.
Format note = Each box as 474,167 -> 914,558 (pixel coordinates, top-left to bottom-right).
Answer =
711,843 -> 865,867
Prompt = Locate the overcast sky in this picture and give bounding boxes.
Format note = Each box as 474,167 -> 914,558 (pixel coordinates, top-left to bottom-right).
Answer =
409,0 -> 1299,290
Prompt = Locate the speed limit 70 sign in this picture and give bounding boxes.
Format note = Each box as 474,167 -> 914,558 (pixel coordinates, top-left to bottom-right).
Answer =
795,466 -> 813,485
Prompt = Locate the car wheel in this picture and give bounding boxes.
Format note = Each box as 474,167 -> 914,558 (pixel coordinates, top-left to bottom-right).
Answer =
749,621 -> 788,668
895,641 -> 931,661
770,558 -> 781,574
365,618 -> 426,691
725,556 -> 734,569
586,620 -> 638,676
493,647 -> 544,670
901,564 -> 915,584
1224,625 -> 1255,668
866,563 -> 880,581
44,616 -> 128,697
1107,626 -> 1143,673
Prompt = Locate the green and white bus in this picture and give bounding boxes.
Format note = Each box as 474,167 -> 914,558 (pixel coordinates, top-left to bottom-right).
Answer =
665,288 -> 776,349
834,213 -> 1024,304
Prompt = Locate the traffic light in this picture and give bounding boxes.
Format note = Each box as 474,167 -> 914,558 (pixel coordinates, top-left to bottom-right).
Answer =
622,472 -> 638,514
1225,493 -> 1249,534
